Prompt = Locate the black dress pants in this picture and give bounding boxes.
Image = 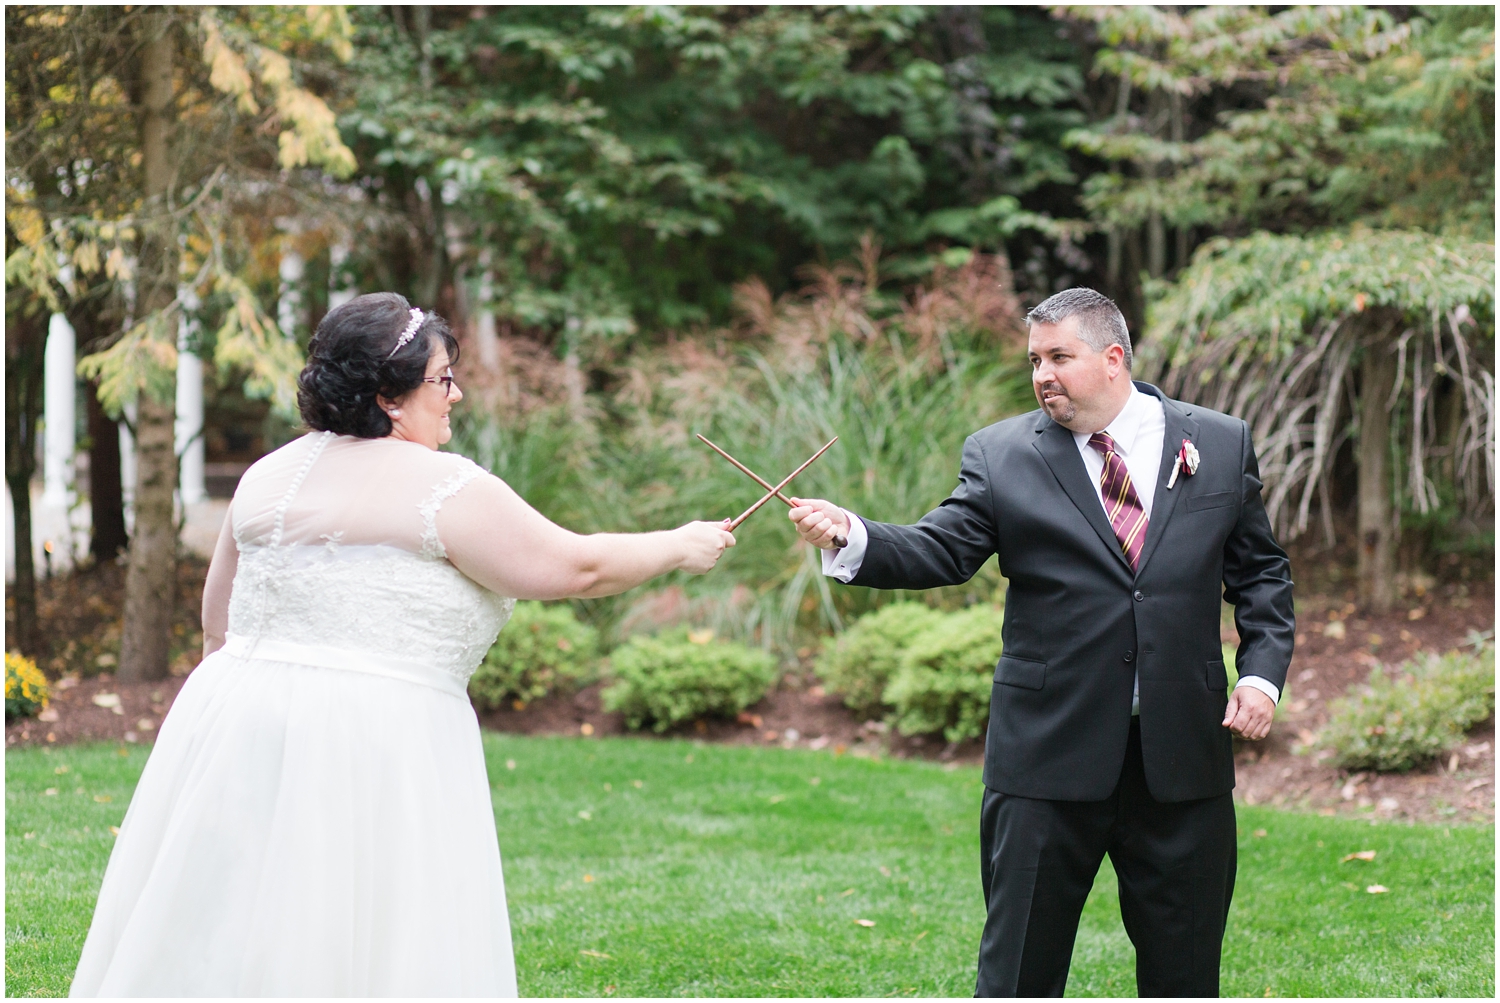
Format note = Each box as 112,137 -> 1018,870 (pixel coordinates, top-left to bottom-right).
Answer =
975,719 -> 1236,998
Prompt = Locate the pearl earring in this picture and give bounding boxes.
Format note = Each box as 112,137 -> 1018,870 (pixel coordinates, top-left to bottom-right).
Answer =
390,409 -> 402,418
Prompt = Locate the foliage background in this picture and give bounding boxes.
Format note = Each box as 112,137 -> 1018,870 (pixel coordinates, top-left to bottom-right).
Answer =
4,5 -> 1494,669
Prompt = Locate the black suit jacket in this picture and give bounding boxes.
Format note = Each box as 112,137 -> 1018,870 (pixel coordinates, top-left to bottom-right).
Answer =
850,383 -> 1295,803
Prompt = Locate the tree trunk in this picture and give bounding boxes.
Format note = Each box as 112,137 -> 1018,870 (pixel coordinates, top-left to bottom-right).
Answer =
86,379 -> 128,562
5,304 -> 48,657
118,9 -> 178,682
1357,330 -> 1398,612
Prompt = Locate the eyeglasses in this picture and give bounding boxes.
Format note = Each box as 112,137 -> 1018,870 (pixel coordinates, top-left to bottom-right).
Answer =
421,367 -> 456,398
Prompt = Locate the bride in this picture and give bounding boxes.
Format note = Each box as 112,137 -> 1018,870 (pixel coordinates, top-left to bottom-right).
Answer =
69,293 -> 735,996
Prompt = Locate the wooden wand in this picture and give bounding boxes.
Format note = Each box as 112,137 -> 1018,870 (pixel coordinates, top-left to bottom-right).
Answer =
699,434 -> 849,548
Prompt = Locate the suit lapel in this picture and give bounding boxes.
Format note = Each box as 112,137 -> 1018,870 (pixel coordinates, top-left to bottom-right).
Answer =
1031,415 -> 1134,575
1133,384 -> 1198,578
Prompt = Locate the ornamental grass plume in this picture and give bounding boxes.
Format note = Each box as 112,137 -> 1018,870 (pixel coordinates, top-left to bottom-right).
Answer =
5,652 -> 50,720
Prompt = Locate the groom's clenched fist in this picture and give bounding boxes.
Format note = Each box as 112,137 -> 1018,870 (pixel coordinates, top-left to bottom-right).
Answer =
1222,686 -> 1276,741
787,498 -> 850,550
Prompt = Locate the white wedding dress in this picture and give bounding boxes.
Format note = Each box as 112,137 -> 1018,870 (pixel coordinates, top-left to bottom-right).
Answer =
71,432 -> 519,996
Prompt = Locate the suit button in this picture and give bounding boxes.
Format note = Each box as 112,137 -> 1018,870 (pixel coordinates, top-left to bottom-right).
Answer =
1123,651 -> 1135,663
1133,590 -> 1145,602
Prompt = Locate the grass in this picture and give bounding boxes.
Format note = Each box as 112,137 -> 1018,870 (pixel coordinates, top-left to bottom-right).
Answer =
6,736 -> 1495,997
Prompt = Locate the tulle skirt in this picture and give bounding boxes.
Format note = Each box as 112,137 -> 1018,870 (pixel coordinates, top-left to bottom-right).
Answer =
69,640 -> 518,997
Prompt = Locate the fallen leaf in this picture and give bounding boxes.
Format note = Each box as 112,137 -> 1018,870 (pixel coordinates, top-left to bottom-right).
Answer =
736,712 -> 764,728
1252,829 -> 1267,838
93,795 -> 112,803
808,776 -> 821,786
583,874 -> 594,883
767,795 -> 785,804
91,693 -> 121,709
879,866 -> 892,877
580,949 -> 612,959
506,759 -> 517,771
1322,621 -> 1346,641
1366,884 -> 1389,894
54,765 -> 70,775
1464,777 -> 1491,792
839,888 -> 855,897
43,788 -> 58,796
1341,850 -> 1377,863
763,731 -> 779,742
687,628 -> 715,644
854,919 -> 875,927
38,708 -> 59,723
580,723 -> 595,736
912,931 -> 928,946
109,826 -> 120,836
136,718 -> 155,731
577,810 -> 592,821
631,779 -> 643,788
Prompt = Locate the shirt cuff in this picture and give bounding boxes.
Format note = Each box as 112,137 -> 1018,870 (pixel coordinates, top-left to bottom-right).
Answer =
820,511 -> 867,583
1234,674 -> 1281,706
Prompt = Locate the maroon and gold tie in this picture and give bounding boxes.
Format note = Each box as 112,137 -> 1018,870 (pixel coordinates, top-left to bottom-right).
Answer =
1088,431 -> 1149,571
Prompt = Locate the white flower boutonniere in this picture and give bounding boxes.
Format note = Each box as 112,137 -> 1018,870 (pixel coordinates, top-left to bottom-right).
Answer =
1167,438 -> 1200,489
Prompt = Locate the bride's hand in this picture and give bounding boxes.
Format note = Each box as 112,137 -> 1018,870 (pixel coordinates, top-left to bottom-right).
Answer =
676,520 -> 736,574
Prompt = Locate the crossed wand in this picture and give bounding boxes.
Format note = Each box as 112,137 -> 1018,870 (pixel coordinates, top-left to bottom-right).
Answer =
697,434 -> 848,549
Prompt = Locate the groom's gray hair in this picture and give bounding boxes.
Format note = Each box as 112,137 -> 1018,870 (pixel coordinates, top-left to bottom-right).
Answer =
1026,288 -> 1133,371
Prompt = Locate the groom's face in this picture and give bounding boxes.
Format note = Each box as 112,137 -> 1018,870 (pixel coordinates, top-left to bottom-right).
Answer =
1027,316 -> 1126,432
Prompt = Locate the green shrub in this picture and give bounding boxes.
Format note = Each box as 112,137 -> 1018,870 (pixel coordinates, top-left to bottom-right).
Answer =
5,652 -> 49,720
1320,644 -> 1495,772
884,605 -> 1005,744
815,602 -> 947,717
469,602 -> 600,710
602,629 -> 779,732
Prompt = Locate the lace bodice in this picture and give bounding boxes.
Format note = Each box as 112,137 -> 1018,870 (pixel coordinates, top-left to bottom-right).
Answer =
225,432 -> 514,686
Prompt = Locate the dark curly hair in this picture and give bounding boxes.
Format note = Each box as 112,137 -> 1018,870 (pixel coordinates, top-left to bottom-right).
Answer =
297,292 -> 461,438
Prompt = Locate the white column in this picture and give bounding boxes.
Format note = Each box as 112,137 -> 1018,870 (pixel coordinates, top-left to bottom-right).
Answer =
119,399 -> 136,534
175,292 -> 205,505
43,312 -> 77,507
329,241 -> 355,311
279,242 -> 304,338
475,250 -> 500,373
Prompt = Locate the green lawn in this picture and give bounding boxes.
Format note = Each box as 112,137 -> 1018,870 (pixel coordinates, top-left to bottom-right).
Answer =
6,736 -> 1494,997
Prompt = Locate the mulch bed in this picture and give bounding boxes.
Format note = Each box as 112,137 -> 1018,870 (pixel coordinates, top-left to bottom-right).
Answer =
8,549 -> 1493,825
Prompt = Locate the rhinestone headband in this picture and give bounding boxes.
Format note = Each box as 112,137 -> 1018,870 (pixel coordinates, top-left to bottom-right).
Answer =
386,308 -> 424,359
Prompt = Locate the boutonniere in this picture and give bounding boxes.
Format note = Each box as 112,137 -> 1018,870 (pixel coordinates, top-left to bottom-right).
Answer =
1167,438 -> 1199,489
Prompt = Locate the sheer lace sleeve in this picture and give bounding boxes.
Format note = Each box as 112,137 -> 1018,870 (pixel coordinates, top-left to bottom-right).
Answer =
418,457 -> 486,559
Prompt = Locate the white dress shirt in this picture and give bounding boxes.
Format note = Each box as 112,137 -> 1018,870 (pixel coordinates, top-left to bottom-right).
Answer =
822,384 -> 1281,710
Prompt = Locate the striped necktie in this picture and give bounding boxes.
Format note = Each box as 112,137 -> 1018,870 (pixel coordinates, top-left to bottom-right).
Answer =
1088,431 -> 1148,571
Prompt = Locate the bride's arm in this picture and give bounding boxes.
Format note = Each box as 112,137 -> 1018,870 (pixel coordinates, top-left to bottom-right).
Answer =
436,474 -> 734,600
201,503 -> 238,658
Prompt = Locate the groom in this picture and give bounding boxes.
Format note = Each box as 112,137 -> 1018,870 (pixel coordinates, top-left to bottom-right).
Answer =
788,288 -> 1294,997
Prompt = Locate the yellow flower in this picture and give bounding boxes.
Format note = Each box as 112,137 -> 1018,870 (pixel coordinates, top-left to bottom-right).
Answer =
5,651 -> 50,718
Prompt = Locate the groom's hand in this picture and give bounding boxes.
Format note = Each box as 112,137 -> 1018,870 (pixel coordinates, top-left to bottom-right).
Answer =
1222,686 -> 1275,741
787,498 -> 849,550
